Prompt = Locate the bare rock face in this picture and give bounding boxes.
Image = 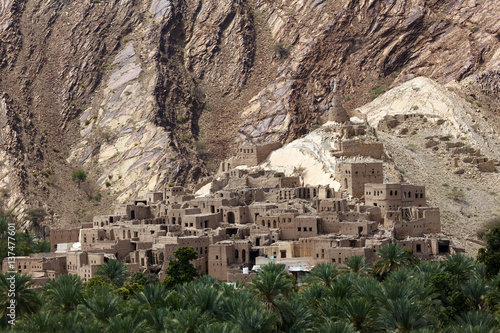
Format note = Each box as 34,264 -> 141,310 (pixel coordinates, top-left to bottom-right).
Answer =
0,0 -> 255,224
0,0 -> 499,230
238,0 -> 500,143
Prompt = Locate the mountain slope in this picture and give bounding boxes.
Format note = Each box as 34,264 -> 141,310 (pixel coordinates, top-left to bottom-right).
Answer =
0,0 -> 498,238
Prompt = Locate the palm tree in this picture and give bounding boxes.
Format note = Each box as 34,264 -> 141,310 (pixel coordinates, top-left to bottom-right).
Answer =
373,243 -> 408,279
181,283 -> 222,317
250,262 -> 295,308
344,255 -> 370,275
141,307 -> 170,331
299,283 -> 330,309
376,298 -> 436,332
78,285 -> 126,323
104,314 -> 150,333
305,262 -> 339,287
43,274 -> 84,312
0,272 -> 41,318
276,293 -> 314,332
445,253 -> 475,280
196,322 -> 238,333
167,307 -> 211,333
454,311 -> 496,328
96,259 -> 128,287
135,283 -> 169,309
12,311 -> 59,332
315,319 -> 356,333
338,297 -> 376,332
228,307 -> 277,333
461,279 -> 487,310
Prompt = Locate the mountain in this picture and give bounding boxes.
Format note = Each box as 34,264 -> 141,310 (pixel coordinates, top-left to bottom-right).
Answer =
0,0 -> 498,248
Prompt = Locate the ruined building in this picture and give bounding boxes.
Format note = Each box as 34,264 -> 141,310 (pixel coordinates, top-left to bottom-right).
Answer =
2,123 -> 458,285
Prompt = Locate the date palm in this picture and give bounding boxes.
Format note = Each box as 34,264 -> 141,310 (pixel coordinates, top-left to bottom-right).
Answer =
96,259 -> 128,287
445,253 -> 475,280
12,311 -> 59,332
315,319 -> 356,333
377,298 -> 436,332
373,243 -> 408,279
135,283 -> 169,309
344,255 -> 370,275
43,274 -> 84,312
79,285 -> 126,323
250,262 -> 295,308
305,262 -> 339,287
0,272 -> 41,318
338,297 -> 376,332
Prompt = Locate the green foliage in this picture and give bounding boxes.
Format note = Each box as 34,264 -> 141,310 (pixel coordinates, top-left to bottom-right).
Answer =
182,133 -> 190,143
105,181 -> 111,187
0,272 -> 41,318
146,165 -> 151,171
305,262 -> 338,287
72,169 -> 87,183
42,274 -> 84,312
162,247 -> 198,289
373,243 -> 409,279
4,249 -> 500,332
478,226 -> 500,278
96,259 -> 128,287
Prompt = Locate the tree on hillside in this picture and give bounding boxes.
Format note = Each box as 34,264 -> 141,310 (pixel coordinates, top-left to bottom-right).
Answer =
162,246 -> 198,289
72,169 -> 87,185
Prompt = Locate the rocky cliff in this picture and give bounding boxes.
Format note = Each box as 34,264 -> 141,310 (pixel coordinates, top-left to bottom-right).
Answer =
0,0 -> 498,239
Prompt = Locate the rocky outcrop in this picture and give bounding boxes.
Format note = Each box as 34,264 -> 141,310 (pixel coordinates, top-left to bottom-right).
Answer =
0,0 -> 499,231
237,0 -> 500,143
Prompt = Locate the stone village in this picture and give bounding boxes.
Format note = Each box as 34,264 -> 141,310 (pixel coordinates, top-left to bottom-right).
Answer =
2,101 -> 463,285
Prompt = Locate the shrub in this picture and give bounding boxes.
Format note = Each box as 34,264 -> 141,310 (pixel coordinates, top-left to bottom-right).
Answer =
94,190 -> 102,202
146,165 -> 151,170
72,169 -> 87,183
447,187 -> 465,202
182,134 -> 190,143
118,175 -> 122,179
272,43 -> 291,61
105,181 -> 111,187
32,172 -> 38,177
167,183 -> 174,187
45,180 -> 52,185
84,120 -> 90,126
